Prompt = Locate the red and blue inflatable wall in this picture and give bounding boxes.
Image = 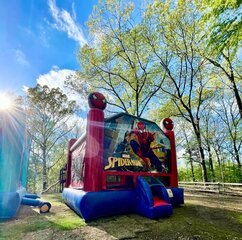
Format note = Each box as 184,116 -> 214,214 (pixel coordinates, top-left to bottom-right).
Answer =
62,92 -> 184,221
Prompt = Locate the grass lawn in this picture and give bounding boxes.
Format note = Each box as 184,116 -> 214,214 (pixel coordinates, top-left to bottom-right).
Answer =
0,193 -> 241,240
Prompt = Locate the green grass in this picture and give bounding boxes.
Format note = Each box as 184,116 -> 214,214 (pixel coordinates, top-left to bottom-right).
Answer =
0,193 -> 241,240
239,215 -> 242,224
0,220 -> 51,240
46,211 -> 86,230
89,205 -> 242,240
0,194 -> 86,240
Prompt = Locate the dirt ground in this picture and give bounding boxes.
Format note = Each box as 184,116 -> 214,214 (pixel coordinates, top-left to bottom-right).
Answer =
0,192 -> 241,240
184,192 -> 242,212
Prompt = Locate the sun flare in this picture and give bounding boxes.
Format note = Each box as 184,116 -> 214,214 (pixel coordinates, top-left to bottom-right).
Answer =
0,93 -> 13,111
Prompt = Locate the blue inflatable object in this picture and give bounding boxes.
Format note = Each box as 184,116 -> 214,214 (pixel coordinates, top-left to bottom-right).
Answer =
21,197 -> 51,213
0,192 -> 21,220
21,197 -> 42,207
0,109 -> 50,220
0,110 -> 28,220
167,188 -> 184,206
135,176 -> 173,219
24,193 -> 40,199
62,188 -> 136,221
62,176 -> 183,221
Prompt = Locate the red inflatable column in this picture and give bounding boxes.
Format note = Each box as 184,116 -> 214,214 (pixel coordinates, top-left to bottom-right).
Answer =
162,118 -> 178,188
83,92 -> 106,192
65,139 -> 77,188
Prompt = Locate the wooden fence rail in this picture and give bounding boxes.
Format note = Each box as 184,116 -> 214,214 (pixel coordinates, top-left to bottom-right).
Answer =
41,181 -> 242,196
179,182 -> 242,196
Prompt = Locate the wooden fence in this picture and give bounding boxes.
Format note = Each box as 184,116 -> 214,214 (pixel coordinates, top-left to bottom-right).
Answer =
179,182 -> 242,196
41,180 -> 242,196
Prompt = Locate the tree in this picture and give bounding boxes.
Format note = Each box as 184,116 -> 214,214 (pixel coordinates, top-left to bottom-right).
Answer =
198,0 -> 242,118
205,49 -> 242,119
181,127 -> 199,182
212,89 -> 241,170
72,0 -> 165,117
143,0 -> 213,182
27,84 -> 77,191
200,109 -> 216,181
68,0 -> 241,183
199,0 -> 241,54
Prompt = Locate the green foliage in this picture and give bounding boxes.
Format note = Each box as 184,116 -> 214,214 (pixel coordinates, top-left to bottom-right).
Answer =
199,0 -> 242,55
74,0 -> 166,117
222,164 -> 242,182
27,84 -> 76,116
27,84 -> 77,191
179,162 -> 241,183
150,100 -> 180,122
69,0 -> 241,183
47,146 -> 67,186
178,164 -> 203,182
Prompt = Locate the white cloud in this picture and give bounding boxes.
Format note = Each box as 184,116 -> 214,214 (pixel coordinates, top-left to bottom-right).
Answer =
15,49 -> 30,66
48,0 -> 87,46
24,68 -> 88,137
22,85 -> 29,92
38,24 -> 50,48
36,68 -> 88,111
51,65 -> 59,70
72,2 -> 77,20
38,68 -> 88,136
66,114 -> 87,137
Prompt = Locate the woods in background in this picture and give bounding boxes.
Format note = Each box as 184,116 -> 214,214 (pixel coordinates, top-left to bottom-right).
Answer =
68,0 -> 241,183
25,0 -> 241,191
26,84 -> 78,192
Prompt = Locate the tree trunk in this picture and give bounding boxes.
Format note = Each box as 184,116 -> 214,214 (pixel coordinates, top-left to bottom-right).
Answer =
183,130 -> 196,182
207,56 -> 242,119
33,157 -> 38,193
208,145 -> 215,181
185,162 -> 189,181
214,148 -> 224,182
233,143 -> 241,181
229,75 -> 242,119
198,143 -> 208,182
192,122 -> 209,182
190,158 -> 196,182
42,148 -> 48,191
233,142 -> 241,169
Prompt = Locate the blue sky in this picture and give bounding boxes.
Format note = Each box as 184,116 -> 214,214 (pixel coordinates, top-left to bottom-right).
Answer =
0,0 -> 98,95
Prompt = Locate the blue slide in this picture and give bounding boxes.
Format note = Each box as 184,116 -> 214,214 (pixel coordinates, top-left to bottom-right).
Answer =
136,176 -> 173,219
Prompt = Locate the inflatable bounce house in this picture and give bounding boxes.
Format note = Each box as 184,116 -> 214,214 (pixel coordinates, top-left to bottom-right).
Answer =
62,92 -> 184,221
0,103 -> 51,220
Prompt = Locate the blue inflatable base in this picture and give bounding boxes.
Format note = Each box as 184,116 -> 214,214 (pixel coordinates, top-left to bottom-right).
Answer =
62,177 -> 184,221
0,192 -> 21,220
168,188 -> 184,206
62,188 -> 136,221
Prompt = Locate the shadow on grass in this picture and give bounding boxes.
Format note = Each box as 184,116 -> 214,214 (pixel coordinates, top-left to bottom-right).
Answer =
0,193 -> 241,240
87,203 -> 242,240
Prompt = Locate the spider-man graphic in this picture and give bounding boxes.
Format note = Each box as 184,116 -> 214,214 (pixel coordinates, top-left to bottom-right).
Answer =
128,122 -> 163,172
